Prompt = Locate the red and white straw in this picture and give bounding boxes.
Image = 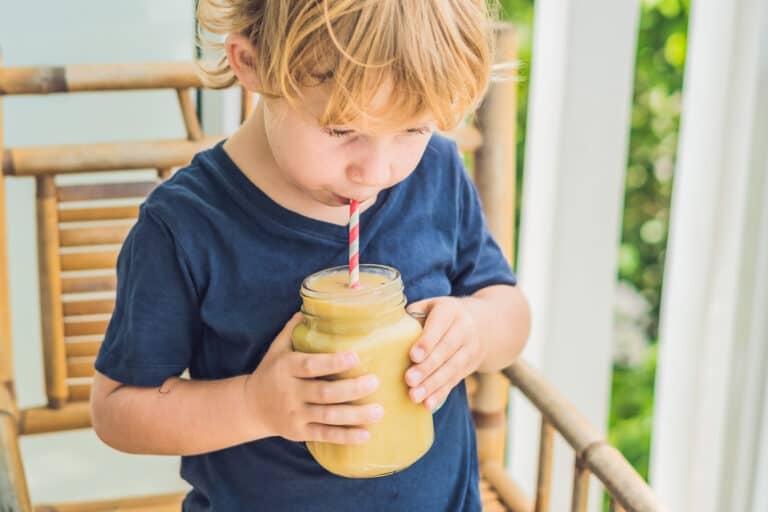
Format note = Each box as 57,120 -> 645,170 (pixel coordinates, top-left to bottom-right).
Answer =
349,199 -> 360,288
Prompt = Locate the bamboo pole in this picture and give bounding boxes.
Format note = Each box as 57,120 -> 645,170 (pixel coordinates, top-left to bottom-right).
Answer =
0,53 -> 14,400
0,385 -> 33,512
35,492 -> 185,512
481,461 -> 533,512
505,361 -> 666,512
19,401 -> 91,435
177,88 -> 203,141
2,137 -> 219,177
36,176 -> 68,408
571,458 -> 590,512
534,419 -> 555,512
0,62 -> 201,95
505,360 -> 602,453
585,442 -> 666,512
470,22 -> 518,466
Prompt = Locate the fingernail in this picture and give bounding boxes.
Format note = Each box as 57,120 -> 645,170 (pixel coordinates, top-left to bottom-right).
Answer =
406,369 -> 421,385
358,430 -> 370,442
426,396 -> 436,410
366,375 -> 379,390
345,352 -> 358,365
412,387 -> 426,402
411,347 -> 425,362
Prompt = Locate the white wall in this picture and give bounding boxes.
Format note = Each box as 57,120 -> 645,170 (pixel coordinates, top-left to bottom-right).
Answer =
0,1 -> 195,504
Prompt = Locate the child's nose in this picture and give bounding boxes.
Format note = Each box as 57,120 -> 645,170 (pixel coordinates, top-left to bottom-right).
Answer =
347,154 -> 391,188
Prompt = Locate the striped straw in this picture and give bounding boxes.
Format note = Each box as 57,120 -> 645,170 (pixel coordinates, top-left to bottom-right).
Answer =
349,199 -> 360,288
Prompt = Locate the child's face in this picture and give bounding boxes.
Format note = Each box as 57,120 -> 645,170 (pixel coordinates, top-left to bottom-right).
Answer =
261,85 -> 435,208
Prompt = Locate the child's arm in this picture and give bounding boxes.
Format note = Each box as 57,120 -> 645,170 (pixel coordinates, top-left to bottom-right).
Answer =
404,284 -> 531,410
91,313 -> 383,456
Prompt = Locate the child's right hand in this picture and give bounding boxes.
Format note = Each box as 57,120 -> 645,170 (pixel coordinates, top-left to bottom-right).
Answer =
243,313 -> 383,445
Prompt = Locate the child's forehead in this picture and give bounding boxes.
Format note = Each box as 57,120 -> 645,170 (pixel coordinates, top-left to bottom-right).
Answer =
297,82 -> 435,133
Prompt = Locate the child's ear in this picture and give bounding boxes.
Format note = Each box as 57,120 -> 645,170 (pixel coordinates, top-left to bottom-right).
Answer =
225,33 -> 261,92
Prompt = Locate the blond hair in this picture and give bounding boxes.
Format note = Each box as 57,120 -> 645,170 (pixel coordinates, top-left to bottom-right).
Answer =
196,0 -> 497,131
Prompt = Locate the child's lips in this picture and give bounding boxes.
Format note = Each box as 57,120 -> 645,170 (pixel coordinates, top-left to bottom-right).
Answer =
333,193 -> 351,205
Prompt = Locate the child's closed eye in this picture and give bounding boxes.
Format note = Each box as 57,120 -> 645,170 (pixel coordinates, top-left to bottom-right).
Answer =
323,127 -> 432,138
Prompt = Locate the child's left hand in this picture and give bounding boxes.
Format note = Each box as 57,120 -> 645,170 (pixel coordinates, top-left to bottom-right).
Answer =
404,296 -> 487,410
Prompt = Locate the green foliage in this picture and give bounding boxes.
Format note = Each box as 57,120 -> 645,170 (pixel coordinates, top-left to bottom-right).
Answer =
608,344 -> 658,480
497,0 -> 688,490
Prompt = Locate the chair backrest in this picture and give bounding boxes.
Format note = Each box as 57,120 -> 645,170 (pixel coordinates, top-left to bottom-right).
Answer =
0,26 -> 517,471
0,62 -> 224,434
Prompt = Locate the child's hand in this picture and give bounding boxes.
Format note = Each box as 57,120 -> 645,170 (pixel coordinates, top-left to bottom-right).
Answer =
405,297 -> 486,410
243,313 -> 383,445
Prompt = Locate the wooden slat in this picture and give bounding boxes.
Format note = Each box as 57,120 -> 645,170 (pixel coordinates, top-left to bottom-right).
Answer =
37,176 -> 69,408
19,401 -> 91,434
481,461 -> 533,512
571,458 -> 590,512
59,225 -> 131,247
62,298 -> 115,316
66,358 -> 95,379
63,318 -> 109,337
33,492 -> 186,512
0,62 -> 201,95
61,274 -> 116,294
2,137 -> 219,177
65,340 -> 102,358
535,419 -> 555,512
60,250 -> 118,271
57,181 -> 156,202
58,205 -> 139,222
67,383 -> 91,402
177,88 -> 202,141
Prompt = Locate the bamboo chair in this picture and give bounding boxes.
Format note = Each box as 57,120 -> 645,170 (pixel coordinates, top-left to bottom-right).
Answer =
0,23 -> 664,512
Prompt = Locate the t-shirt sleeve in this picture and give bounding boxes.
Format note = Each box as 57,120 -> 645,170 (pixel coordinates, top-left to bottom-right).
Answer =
449,150 -> 517,296
94,207 -> 201,387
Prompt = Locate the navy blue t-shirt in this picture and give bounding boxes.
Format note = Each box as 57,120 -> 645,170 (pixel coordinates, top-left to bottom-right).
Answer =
95,133 -> 516,511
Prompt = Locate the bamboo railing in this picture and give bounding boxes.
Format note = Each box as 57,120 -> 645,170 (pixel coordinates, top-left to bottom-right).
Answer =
0,22 -> 665,512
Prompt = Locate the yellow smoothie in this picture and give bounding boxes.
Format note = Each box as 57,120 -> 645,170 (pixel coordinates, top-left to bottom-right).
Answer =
292,265 -> 434,478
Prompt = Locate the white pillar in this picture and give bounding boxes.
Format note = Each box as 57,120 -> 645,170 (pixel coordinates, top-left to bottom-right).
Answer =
650,0 -> 768,510
510,1 -> 640,510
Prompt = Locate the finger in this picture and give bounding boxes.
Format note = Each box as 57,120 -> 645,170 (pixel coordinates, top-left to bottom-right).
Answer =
405,321 -> 462,388
423,387 -> 451,412
409,346 -> 470,404
288,350 -> 360,378
305,403 -> 384,426
408,300 -> 455,363
305,424 -> 371,445
301,374 -> 379,404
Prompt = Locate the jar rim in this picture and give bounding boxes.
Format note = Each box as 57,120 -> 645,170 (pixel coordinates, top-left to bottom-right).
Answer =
300,264 -> 402,301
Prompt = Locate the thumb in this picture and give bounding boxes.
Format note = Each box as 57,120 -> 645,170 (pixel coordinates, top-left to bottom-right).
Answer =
265,311 -> 304,357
